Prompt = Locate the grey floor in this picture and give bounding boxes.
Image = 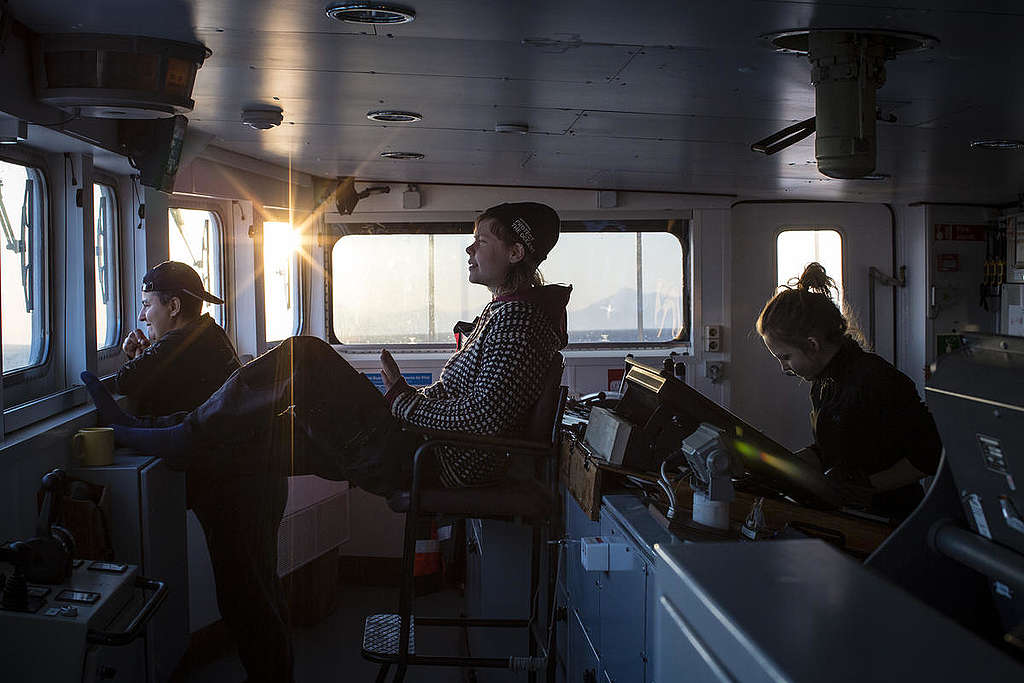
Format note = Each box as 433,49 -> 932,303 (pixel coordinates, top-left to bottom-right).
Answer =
176,584 -> 470,683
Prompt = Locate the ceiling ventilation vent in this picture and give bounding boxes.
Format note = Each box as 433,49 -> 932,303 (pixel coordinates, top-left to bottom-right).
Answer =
367,110 -> 421,122
970,140 -> 1024,151
242,107 -> 284,130
31,33 -> 211,119
380,151 -> 424,160
325,2 -> 415,25
495,122 -> 529,134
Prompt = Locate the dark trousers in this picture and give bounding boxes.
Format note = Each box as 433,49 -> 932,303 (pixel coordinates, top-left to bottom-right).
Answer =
182,337 -> 422,682
190,335 -> 420,494
190,463 -> 292,683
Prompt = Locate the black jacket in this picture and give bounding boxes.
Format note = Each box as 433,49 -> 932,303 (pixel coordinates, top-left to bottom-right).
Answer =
809,337 -> 942,515
116,314 -> 241,417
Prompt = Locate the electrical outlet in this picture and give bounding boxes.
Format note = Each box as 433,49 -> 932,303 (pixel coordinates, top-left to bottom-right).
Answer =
703,325 -> 722,352
704,361 -> 725,383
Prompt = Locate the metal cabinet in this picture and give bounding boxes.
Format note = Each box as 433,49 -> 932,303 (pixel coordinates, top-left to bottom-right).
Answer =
569,607 -> 602,683
464,517 -> 534,682
72,452 -> 186,683
561,490 -> 654,683
597,518 -> 647,683
563,490 -> 602,648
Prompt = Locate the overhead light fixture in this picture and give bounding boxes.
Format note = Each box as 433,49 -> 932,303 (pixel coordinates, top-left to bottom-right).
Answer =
970,139 -> 1024,150
241,106 -> 284,130
0,119 -> 28,144
495,122 -> 529,134
325,2 -> 415,25
380,151 -> 424,159
32,33 -> 210,119
367,110 -> 422,123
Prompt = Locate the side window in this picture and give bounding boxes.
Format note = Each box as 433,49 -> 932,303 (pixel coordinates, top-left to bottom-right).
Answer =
93,182 -> 119,349
168,208 -> 225,325
330,222 -> 687,346
546,232 -> 685,343
0,159 -> 48,373
263,220 -> 299,342
332,234 -> 490,344
777,229 -> 843,301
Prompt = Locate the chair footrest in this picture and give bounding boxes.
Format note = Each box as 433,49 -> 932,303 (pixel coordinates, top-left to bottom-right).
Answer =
361,614 -> 414,661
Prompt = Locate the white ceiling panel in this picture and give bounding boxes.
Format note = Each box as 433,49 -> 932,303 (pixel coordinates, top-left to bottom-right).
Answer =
6,0 -> 1024,203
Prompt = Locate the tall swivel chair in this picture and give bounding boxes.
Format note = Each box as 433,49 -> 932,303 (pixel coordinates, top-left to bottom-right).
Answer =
361,353 -> 567,683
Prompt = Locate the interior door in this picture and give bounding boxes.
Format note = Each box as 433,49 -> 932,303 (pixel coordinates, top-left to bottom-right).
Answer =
729,203 -> 894,452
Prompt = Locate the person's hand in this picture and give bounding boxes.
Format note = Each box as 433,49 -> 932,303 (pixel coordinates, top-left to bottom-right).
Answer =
122,328 -> 151,359
380,348 -> 403,392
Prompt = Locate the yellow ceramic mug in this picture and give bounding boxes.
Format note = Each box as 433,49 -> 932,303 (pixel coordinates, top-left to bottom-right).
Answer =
73,427 -> 115,467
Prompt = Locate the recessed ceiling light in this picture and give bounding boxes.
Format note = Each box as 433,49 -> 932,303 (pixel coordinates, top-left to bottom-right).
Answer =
367,110 -> 422,123
380,151 -> 424,159
495,122 -> 529,134
241,106 -> 284,130
970,139 -> 1024,150
325,2 -> 415,25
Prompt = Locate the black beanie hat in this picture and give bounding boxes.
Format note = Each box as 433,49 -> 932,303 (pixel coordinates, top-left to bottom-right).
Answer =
480,202 -> 560,263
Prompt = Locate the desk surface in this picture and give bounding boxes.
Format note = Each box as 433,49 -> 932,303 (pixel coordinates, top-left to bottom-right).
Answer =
655,539 -> 1024,681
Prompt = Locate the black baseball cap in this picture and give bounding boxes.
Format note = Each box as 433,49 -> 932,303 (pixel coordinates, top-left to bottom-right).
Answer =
141,261 -> 224,304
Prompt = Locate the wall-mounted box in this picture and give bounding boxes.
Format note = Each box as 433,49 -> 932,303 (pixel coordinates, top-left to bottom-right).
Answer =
581,536 -> 632,571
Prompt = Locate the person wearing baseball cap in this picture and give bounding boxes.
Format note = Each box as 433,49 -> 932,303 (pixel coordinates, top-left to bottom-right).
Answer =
89,262 -> 298,681
117,260 -> 237,418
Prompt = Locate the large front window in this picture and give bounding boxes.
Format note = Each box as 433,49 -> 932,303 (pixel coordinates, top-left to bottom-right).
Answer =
330,221 -> 687,346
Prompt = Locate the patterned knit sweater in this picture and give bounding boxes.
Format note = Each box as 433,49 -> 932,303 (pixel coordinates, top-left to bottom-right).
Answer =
389,284 -> 571,487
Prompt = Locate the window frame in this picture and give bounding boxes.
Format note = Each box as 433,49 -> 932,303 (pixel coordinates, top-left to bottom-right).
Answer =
166,199 -> 229,331
92,173 -> 121,356
0,149 -> 53,391
325,218 -> 690,351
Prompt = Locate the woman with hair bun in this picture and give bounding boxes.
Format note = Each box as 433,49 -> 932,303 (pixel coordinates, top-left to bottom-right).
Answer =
757,262 -> 941,519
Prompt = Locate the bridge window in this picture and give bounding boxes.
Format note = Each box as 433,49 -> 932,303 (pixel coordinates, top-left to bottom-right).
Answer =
168,208 -> 225,326
330,220 -> 687,346
0,159 -> 48,374
262,220 -> 300,342
777,229 -> 843,303
93,183 -> 119,349
548,231 -> 685,344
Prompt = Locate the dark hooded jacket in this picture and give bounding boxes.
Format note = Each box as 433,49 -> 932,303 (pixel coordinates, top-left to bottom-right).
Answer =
116,313 -> 241,417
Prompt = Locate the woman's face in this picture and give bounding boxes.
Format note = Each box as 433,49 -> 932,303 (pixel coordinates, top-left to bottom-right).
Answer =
762,333 -> 827,380
466,218 -> 522,289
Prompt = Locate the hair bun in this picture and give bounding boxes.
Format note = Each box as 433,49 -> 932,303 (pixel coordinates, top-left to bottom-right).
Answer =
797,262 -> 836,297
